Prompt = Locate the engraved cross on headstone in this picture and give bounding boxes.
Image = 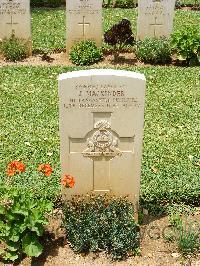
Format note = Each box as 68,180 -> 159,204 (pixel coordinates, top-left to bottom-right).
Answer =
78,16 -> 90,36
149,16 -> 163,37
6,0 -> 19,34
69,113 -> 135,192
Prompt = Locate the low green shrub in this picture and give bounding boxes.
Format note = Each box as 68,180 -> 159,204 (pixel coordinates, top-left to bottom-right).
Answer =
178,225 -> 200,254
175,0 -> 199,7
0,186 -> 52,262
31,0 -> 63,7
1,35 -> 28,62
164,208 -> 200,255
63,195 -> 140,260
171,26 -> 200,66
167,204 -> 195,223
103,0 -> 137,8
136,37 -> 172,64
115,0 -> 137,7
69,40 -> 102,66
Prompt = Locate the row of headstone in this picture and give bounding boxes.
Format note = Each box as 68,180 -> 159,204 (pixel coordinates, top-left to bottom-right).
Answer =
0,0 -> 175,54
67,0 -> 175,50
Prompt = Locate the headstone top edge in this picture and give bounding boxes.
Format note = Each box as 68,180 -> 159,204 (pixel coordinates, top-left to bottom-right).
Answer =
58,69 -> 146,81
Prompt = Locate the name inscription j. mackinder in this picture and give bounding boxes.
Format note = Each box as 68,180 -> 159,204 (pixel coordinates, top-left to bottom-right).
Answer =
63,84 -> 141,109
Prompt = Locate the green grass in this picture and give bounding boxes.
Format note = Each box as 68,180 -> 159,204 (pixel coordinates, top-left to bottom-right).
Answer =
31,8 -> 200,52
32,8 -> 65,52
178,0 -> 200,6
0,66 -> 199,208
1,7 -> 200,209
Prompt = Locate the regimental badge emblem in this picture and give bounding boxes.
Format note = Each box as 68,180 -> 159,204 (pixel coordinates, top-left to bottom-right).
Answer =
82,120 -> 122,158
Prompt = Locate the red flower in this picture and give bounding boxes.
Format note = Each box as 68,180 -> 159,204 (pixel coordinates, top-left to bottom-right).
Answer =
38,164 -> 53,177
61,174 -> 75,188
7,161 -> 26,176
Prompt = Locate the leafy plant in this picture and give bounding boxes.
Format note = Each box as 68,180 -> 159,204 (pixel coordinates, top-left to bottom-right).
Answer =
2,160 -> 60,203
165,209 -> 200,255
171,26 -> 200,66
115,0 -> 137,7
136,37 -> 172,64
63,194 -> 140,260
175,0 -> 199,7
69,40 -> 102,66
0,185 -> 53,262
104,19 -> 134,46
178,225 -> 200,254
167,204 -> 195,224
103,0 -> 137,8
31,0 -> 63,7
1,35 -> 28,62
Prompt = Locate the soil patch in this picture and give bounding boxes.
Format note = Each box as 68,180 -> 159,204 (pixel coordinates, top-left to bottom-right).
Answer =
0,52 -> 182,68
3,210 -> 199,266
177,6 -> 200,11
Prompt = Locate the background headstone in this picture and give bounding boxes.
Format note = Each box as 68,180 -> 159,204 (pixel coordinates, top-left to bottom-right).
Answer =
66,0 -> 102,52
59,69 -> 146,214
137,0 -> 176,40
0,0 -> 31,53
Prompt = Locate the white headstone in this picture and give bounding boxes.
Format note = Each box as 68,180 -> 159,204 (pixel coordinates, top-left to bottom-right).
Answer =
0,0 -> 31,53
137,0 -> 175,40
59,69 -> 146,214
66,0 -> 102,52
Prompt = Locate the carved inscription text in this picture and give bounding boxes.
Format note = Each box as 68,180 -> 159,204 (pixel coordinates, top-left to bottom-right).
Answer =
64,84 -> 141,109
0,1 -> 26,15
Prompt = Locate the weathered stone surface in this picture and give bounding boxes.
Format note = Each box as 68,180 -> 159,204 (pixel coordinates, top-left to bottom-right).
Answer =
104,19 -> 134,46
0,0 -> 31,52
58,69 -> 146,214
137,0 -> 176,40
66,0 -> 102,52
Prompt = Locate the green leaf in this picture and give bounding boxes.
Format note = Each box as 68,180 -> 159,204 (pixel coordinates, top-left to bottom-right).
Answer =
22,233 -> 43,257
7,241 -> 19,252
0,248 -> 5,255
0,206 -> 5,214
9,221 -> 26,242
4,251 -> 19,261
9,234 -> 20,242
11,203 -> 29,216
31,223 -> 44,236
177,54 -> 185,61
6,211 -> 18,221
44,201 -> 53,212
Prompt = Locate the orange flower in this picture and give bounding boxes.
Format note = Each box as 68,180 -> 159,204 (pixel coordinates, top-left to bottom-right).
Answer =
14,161 -> 26,172
61,174 -> 75,188
7,161 -> 26,176
38,164 -> 53,177
7,169 -> 15,177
